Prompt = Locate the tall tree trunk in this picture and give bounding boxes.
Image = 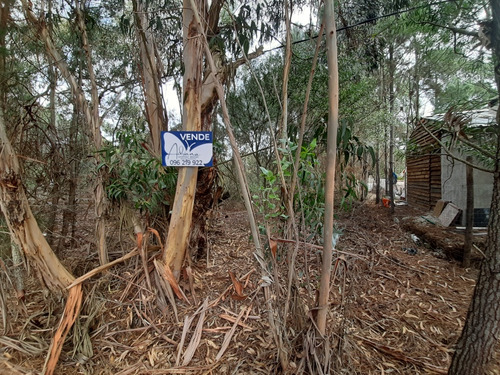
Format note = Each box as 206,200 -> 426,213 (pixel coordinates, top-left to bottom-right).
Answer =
1,0 -> 24,299
388,43 -> 395,213
45,0 -> 61,242
189,0 -> 223,259
381,66 -> 388,194
58,104 -> 81,252
187,0 -> 262,259
414,40 -> 420,121
279,0 -> 292,140
0,108 -> 74,294
161,0 -> 263,268
181,0 -> 262,262
133,0 -> 168,157
448,1 -> 500,372
22,0 -> 108,265
375,142 -> 380,204
384,128 -> 388,195
448,158 -> 500,374
45,63 -> 60,246
0,0 -> 10,112
162,0 -> 203,278
316,0 -> 339,335
74,0 -> 108,265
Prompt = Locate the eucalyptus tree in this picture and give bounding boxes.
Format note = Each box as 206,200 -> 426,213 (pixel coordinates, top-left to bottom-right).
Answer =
24,1 -> 101,265
4,2 -> 163,370
227,56 -> 283,185
316,0 -> 339,336
162,0 -> 204,276
0,0 -> 75,295
161,0 -> 282,276
132,0 -> 168,157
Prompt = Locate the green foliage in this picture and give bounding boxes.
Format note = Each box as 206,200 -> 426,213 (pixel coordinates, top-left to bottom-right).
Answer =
99,131 -> 177,216
252,139 -> 325,241
321,119 -> 374,211
442,122 -> 497,171
209,0 -> 280,59
340,172 -> 367,211
295,139 -> 325,241
253,166 -> 284,221
337,120 -> 376,170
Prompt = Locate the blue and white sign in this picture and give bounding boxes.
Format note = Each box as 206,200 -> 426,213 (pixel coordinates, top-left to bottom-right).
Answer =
161,131 -> 213,167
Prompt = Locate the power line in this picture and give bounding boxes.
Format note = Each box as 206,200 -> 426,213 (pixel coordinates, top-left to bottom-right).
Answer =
265,0 -> 462,53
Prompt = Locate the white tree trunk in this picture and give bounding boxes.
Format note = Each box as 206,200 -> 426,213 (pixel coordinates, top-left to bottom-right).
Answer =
162,0 -> 203,277
133,0 -> 167,156
316,0 -> 339,335
22,0 -> 109,265
0,108 -> 74,294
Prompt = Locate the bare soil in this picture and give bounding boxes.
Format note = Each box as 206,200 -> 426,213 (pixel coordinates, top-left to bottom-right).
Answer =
0,201 -> 498,374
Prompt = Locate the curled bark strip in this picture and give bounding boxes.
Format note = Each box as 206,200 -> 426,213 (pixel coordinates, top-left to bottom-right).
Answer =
66,248 -> 140,289
154,259 -> 190,303
43,284 -> 83,375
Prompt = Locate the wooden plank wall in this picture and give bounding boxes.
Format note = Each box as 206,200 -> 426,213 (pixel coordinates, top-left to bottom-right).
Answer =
407,119 -> 441,210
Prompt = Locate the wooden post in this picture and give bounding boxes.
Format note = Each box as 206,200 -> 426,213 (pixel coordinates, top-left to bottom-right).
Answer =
463,156 -> 474,267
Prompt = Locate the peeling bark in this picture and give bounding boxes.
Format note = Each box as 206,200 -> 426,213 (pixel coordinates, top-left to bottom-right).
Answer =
133,0 -> 168,156
162,0 -> 204,277
0,109 -> 74,294
74,0 -> 108,265
22,0 -> 109,265
189,4 -> 264,260
190,165 -> 216,259
163,0 -> 265,272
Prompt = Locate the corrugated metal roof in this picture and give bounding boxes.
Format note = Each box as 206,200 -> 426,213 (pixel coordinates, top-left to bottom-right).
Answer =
423,107 -> 497,126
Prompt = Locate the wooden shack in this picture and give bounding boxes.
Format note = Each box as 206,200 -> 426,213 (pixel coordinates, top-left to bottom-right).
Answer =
406,118 -> 442,210
406,108 -> 496,224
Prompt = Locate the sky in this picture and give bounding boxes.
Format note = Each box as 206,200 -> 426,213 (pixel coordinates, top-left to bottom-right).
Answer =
163,3 -> 313,125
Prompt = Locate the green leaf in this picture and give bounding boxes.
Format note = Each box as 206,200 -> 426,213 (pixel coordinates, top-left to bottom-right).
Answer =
259,166 -> 271,177
368,146 -> 376,168
243,37 -> 249,56
357,145 -> 364,159
310,138 -> 317,150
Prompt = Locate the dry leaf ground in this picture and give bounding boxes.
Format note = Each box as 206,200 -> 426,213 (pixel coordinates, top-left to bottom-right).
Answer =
1,200 -> 498,374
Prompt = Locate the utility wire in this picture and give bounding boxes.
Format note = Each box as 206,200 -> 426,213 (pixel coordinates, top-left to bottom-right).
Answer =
265,0 -> 464,53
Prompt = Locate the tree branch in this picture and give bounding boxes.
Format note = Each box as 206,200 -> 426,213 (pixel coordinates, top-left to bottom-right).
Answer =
201,46 -> 264,111
421,21 -> 479,38
456,132 -> 497,160
419,120 -> 494,174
